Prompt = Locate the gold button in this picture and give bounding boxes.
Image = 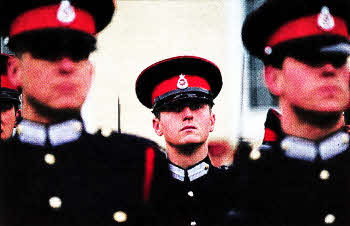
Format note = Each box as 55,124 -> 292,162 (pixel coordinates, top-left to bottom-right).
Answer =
113,211 -> 127,223
101,128 -> 112,137
264,46 -> 272,55
16,125 -> 22,135
281,141 -> 290,151
49,196 -> 62,209
342,134 -> 349,144
74,121 -> 83,132
45,154 -> 56,165
249,150 -> 261,160
319,170 -> 330,180
325,214 -> 335,224
188,191 -> 194,197
204,165 -> 209,170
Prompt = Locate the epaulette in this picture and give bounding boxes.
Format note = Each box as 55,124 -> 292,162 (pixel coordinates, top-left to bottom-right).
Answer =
262,108 -> 282,144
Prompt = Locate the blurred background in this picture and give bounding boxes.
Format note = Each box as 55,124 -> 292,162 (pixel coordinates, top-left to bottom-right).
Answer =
82,0 -> 274,150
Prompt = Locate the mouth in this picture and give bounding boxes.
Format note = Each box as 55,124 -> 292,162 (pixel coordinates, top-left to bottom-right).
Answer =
180,126 -> 197,131
318,85 -> 341,95
55,83 -> 77,94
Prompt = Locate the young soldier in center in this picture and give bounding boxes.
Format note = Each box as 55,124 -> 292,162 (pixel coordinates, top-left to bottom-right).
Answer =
233,0 -> 350,225
136,56 -> 238,226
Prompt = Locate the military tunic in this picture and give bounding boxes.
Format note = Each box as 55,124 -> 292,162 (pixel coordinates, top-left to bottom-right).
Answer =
233,128 -> 350,226
155,156 -> 237,226
0,118 -> 169,226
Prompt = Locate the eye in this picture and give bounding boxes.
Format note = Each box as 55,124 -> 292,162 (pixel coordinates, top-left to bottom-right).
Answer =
163,104 -> 184,113
189,103 -> 205,110
0,103 -> 13,112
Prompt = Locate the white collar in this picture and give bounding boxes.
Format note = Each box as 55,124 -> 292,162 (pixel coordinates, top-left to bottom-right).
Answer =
280,131 -> 349,162
169,161 -> 210,182
16,119 -> 83,147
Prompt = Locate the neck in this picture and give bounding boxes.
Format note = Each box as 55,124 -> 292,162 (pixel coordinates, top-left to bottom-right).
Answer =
166,141 -> 208,169
280,101 -> 344,140
22,101 -> 51,124
22,95 -> 81,124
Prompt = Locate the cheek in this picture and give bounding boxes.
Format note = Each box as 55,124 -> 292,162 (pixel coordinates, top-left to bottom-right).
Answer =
197,113 -> 213,131
283,68 -> 309,94
77,68 -> 93,93
2,111 -> 15,125
22,66 -> 49,90
159,116 -> 181,139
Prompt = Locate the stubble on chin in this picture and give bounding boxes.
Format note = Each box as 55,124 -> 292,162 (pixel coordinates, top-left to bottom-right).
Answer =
27,95 -> 81,123
292,105 -> 342,129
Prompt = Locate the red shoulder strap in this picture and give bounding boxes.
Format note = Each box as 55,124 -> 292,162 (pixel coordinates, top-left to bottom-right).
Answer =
143,147 -> 155,202
263,128 -> 278,142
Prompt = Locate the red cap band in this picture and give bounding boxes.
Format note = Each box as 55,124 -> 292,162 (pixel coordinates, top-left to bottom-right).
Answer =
267,15 -> 349,47
1,75 -> 16,89
151,75 -> 211,105
10,5 -> 96,37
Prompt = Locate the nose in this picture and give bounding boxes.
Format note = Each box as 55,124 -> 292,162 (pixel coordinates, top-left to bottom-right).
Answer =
321,63 -> 337,77
182,106 -> 194,121
58,57 -> 76,75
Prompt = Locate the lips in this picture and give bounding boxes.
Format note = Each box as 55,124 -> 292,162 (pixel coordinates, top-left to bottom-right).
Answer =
181,126 -> 197,131
318,85 -> 342,95
55,83 -> 77,94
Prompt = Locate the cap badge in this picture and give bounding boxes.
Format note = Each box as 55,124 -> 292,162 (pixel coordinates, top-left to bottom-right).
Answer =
317,6 -> 335,31
57,0 -> 76,24
177,74 -> 188,89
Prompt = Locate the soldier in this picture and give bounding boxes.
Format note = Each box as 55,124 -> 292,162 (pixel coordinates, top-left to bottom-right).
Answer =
0,1 -> 169,225
233,0 -> 350,225
136,56 -> 238,226
0,64 -> 21,140
0,38 -> 21,141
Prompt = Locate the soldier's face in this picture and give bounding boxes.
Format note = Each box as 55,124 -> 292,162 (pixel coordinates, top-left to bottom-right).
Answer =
1,103 -> 16,140
153,102 -> 215,147
272,57 -> 350,112
10,53 -> 93,111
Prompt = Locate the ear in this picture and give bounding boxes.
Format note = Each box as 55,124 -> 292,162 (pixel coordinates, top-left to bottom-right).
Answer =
209,113 -> 216,132
152,117 -> 163,136
7,56 -> 21,89
264,65 -> 283,96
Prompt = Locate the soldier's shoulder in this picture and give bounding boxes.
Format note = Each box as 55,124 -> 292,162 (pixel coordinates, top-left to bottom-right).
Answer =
85,130 -> 166,157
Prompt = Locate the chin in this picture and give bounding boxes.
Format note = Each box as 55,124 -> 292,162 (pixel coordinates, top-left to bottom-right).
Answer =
51,101 -> 83,110
312,105 -> 346,112
1,134 -> 9,140
180,137 -> 203,145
